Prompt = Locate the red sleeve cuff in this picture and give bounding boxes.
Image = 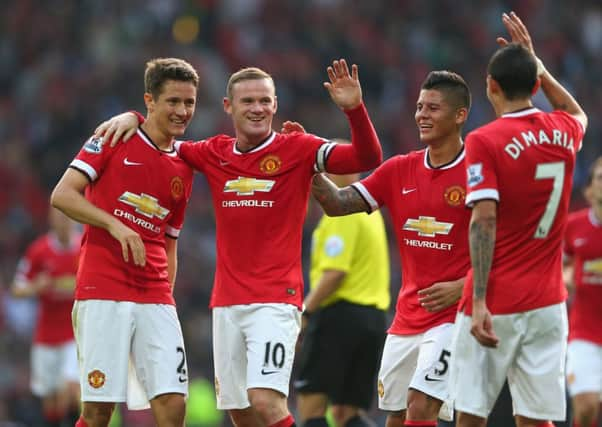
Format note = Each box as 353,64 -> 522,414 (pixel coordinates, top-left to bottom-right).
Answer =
130,110 -> 145,125
343,102 -> 366,118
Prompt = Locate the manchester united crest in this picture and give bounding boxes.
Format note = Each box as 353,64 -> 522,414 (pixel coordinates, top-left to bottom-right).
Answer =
171,176 -> 184,200
444,185 -> 466,207
259,155 -> 281,175
88,369 -> 106,389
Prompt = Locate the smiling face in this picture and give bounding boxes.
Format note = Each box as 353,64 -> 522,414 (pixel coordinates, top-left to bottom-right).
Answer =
145,79 -> 197,139
415,89 -> 465,146
223,78 -> 277,149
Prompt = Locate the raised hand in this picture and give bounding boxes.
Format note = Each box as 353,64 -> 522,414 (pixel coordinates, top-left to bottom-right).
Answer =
497,11 -> 536,55
94,112 -> 139,147
323,59 -> 362,111
281,121 -> 306,134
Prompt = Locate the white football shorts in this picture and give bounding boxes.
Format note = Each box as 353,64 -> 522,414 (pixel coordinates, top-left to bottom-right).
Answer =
212,303 -> 301,410
567,339 -> 602,398
377,322 -> 454,421
449,303 -> 568,421
72,300 -> 188,409
30,340 -> 79,397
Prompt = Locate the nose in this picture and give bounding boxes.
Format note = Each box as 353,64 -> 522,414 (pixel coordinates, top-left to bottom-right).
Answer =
175,102 -> 187,116
250,101 -> 263,113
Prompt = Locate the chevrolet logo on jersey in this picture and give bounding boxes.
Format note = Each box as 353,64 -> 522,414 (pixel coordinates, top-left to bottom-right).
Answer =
403,216 -> 453,237
584,258 -> 602,274
118,192 -> 169,219
223,177 -> 275,196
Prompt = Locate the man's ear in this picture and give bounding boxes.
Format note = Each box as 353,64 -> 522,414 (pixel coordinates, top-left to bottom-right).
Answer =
486,75 -> 501,95
144,92 -> 154,113
456,107 -> 469,126
223,97 -> 231,114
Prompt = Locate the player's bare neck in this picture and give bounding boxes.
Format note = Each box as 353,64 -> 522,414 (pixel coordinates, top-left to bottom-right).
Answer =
498,99 -> 533,117
235,139 -> 258,153
140,123 -> 174,152
235,132 -> 272,153
428,138 -> 463,168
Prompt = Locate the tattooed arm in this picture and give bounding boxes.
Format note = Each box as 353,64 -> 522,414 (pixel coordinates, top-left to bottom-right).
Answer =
311,173 -> 370,216
469,199 -> 499,348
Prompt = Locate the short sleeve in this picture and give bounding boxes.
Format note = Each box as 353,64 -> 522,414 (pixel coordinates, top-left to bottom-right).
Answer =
352,156 -> 398,212
70,136 -> 115,182
465,132 -> 499,207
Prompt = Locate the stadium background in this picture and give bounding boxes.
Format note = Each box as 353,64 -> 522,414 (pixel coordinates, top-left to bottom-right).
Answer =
0,0 -> 600,425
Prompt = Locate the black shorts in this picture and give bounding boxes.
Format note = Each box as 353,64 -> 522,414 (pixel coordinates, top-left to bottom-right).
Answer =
294,300 -> 386,409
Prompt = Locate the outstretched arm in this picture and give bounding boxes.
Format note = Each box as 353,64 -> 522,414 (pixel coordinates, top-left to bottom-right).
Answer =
498,11 -> 587,130
322,59 -> 382,172
311,173 -> 369,216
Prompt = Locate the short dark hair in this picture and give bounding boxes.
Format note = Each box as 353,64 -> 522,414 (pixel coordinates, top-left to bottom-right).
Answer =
487,43 -> 537,101
586,156 -> 602,187
421,70 -> 471,111
226,67 -> 274,100
144,58 -> 199,99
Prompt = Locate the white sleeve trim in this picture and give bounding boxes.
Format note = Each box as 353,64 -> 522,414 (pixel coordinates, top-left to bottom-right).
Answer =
165,225 -> 180,238
174,140 -> 183,154
351,182 -> 379,212
70,159 -> 98,181
314,142 -> 336,172
466,188 -> 499,207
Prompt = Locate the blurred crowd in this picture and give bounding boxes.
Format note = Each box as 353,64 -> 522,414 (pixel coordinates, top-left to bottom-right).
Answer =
0,0 -> 600,425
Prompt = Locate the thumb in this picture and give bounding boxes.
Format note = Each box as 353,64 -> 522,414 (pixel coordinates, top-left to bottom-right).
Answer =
496,37 -> 509,47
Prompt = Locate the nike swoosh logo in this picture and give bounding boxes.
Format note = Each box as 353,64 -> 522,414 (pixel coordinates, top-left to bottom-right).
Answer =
261,369 -> 278,375
574,238 -> 587,247
124,158 -> 143,166
178,376 -> 187,383
219,160 -> 230,166
402,188 -> 417,195
424,374 -> 443,382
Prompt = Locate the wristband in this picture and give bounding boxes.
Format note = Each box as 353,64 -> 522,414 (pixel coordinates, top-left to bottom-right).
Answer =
535,57 -> 546,77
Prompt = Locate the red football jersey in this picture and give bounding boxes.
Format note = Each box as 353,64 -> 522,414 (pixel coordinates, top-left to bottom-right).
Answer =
352,148 -> 470,334
462,108 -> 585,315
14,233 -> 80,344
564,209 -> 602,344
177,132 -> 337,309
70,129 -> 193,304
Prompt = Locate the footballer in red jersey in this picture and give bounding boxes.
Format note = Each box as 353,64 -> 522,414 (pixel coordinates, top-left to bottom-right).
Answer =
564,157 -> 602,427
312,70 -> 471,427
51,58 -> 198,427
450,13 -> 588,427
11,208 -> 81,426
